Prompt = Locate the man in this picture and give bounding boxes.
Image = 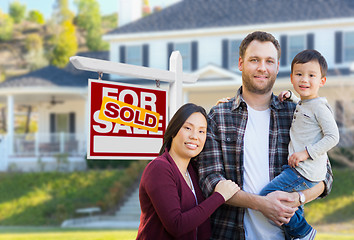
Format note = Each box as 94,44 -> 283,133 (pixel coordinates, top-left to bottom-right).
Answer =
197,31 -> 333,240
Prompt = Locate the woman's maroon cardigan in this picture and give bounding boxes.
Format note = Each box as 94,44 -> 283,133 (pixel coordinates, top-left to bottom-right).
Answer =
136,150 -> 225,240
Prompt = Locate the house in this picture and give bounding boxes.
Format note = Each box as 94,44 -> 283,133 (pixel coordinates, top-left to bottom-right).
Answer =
0,52 -> 109,171
103,0 -> 354,144
1,0 -> 354,171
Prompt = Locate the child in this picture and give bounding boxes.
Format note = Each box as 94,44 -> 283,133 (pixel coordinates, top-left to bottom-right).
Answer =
259,49 -> 340,240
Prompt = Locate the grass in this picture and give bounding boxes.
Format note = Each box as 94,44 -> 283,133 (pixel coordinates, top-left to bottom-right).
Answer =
0,161 -> 148,226
0,228 -> 137,240
0,228 -> 353,240
0,168 -> 351,239
305,168 -> 354,225
317,234 -> 354,240
0,170 -> 124,225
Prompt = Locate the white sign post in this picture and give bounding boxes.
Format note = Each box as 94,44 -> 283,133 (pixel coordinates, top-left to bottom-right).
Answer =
70,51 -> 198,120
70,51 -> 198,159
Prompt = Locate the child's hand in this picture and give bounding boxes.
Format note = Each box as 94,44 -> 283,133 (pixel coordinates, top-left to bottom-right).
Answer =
278,91 -> 291,102
288,150 -> 309,168
215,97 -> 231,106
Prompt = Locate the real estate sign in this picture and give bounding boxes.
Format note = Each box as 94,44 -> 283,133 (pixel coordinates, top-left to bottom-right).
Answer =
88,79 -> 167,159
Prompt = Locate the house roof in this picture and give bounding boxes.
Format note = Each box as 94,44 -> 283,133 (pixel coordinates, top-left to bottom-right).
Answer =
0,51 -> 109,89
107,0 -> 354,35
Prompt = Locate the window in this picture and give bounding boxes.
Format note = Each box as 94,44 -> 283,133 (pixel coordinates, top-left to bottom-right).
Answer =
229,39 -> 242,71
343,32 -> 354,62
56,114 -> 69,133
50,112 -> 75,133
288,35 -> 306,64
174,43 -> 191,71
126,45 -> 142,66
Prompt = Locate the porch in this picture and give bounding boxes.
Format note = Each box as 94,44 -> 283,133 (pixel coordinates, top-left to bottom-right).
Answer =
0,132 -> 87,172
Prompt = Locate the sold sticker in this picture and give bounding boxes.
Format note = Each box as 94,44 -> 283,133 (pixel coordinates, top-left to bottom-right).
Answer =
98,96 -> 160,132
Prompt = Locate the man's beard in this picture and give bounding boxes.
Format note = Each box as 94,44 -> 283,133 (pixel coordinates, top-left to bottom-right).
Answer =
242,75 -> 276,94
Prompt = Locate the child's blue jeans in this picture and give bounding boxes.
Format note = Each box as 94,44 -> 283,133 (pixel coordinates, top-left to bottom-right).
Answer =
259,165 -> 319,239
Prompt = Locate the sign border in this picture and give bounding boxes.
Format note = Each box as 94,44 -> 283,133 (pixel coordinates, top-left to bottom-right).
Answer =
87,78 -> 168,160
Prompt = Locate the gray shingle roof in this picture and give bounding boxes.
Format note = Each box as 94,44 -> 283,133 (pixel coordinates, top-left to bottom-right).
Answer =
0,51 -> 109,88
107,0 -> 354,35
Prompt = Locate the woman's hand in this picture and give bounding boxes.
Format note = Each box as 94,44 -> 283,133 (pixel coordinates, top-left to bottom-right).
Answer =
214,180 -> 240,201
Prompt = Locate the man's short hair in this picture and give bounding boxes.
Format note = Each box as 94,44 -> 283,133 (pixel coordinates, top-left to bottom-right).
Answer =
291,49 -> 328,78
239,31 -> 281,60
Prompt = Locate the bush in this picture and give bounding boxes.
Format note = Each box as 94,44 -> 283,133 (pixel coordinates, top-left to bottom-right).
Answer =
0,10 -> 14,41
27,10 -> 45,25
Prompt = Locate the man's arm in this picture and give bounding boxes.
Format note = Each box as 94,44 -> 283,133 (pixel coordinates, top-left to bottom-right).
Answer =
226,181 -> 325,226
226,190 -> 297,226
288,181 -> 325,207
290,159 -> 334,206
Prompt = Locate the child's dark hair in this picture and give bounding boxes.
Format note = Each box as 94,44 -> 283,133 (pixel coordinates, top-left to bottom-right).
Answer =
291,50 -> 328,78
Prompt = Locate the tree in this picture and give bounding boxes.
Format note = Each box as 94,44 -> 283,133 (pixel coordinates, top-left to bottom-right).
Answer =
52,0 -> 74,24
101,13 -> 118,30
49,20 -> 78,68
48,0 -> 77,68
74,0 -> 108,51
27,10 -> 45,24
0,10 -> 14,41
25,34 -> 48,70
9,0 -> 26,24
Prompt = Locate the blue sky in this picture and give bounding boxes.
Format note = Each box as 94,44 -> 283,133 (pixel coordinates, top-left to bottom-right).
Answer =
0,0 -> 180,19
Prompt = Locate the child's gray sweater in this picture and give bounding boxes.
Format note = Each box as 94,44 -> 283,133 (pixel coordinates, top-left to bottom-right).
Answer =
289,97 -> 339,181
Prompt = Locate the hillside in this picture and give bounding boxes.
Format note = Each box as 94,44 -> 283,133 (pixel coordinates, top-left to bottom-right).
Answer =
1,21 -> 78,79
0,161 -> 147,226
0,13 -> 117,82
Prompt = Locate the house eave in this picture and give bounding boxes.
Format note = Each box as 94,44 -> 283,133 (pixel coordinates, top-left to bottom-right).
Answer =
0,86 -> 87,96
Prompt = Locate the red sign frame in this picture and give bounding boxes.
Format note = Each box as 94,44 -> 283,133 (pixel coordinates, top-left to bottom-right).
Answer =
88,79 -> 167,159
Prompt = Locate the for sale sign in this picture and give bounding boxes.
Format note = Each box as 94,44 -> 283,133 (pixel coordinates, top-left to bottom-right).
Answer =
88,79 -> 167,159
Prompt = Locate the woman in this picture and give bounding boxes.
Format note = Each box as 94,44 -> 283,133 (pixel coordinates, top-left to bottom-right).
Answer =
137,103 -> 240,240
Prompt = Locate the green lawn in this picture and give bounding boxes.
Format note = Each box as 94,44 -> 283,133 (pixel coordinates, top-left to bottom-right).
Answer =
0,229 -> 136,240
0,168 -> 352,239
0,228 -> 353,240
305,169 -> 354,225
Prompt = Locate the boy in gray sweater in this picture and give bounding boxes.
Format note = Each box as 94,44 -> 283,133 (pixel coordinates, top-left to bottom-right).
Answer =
259,49 -> 340,240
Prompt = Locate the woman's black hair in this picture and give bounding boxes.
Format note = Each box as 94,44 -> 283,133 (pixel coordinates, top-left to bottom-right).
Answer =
159,103 -> 207,155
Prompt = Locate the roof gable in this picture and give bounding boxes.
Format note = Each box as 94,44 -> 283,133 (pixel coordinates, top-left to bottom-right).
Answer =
194,64 -> 241,81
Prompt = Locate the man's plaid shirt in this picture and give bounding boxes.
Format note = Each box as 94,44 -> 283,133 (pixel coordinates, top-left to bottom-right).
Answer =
197,87 -> 333,240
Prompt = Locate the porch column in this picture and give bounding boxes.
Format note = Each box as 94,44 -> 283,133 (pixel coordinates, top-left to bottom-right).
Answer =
7,95 -> 14,155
